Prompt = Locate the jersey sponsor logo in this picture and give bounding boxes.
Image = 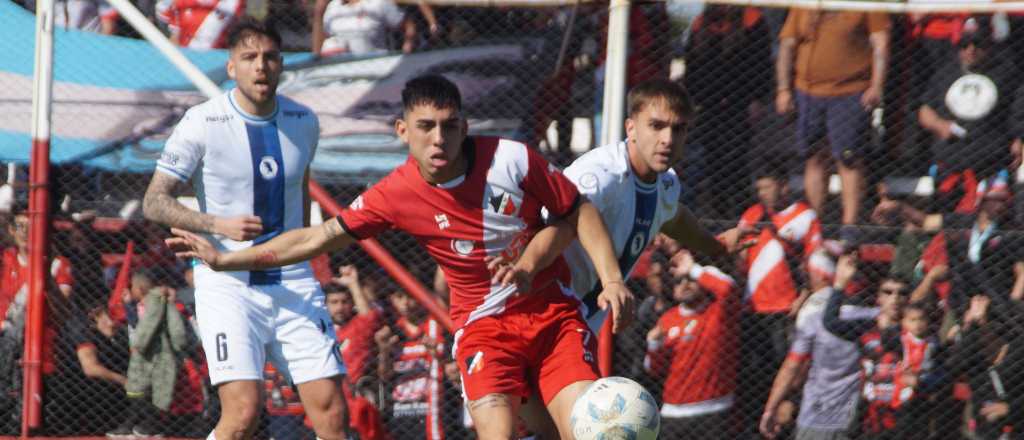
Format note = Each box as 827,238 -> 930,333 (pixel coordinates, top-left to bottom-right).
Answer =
628,231 -> 646,257
160,151 -> 180,166
351,195 -> 364,210
205,114 -> 233,123
435,213 -> 451,230
466,351 -> 485,375
283,110 -> 310,119
258,156 -> 280,180
451,239 -> 475,257
488,192 -> 519,216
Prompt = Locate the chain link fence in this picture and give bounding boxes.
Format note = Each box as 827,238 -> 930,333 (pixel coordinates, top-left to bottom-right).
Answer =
4,1 -> 1024,439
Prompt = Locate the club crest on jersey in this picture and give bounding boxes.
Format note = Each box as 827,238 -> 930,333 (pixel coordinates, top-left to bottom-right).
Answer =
661,175 -> 674,190
451,239 -> 475,256
488,192 -> 519,216
258,156 -> 279,180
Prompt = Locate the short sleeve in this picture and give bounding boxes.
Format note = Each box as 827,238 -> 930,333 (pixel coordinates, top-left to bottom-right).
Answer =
53,257 -> 74,289
788,312 -> 816,360
522,148 -> 580,221
337,180 -> 395,240
563,158 -> 614,214
866,12 -> 890,33
156,110 -> 204,182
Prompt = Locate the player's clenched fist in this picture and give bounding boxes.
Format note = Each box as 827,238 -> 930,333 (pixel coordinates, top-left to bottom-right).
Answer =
214,215 -> 263,241
597,280 -> 634,333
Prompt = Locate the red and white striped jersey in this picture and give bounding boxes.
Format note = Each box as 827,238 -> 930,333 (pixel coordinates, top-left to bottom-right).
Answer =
338,137 -> 581,330
156,0 -> 245,49
737,201 -> 823,313
390,318 -> 445,440
644,264 -> 739,415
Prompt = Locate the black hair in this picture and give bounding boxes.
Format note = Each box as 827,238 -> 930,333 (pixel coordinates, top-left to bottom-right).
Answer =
752,157 -> 790,183
225,16 -> 282,51
401,74 -> 462,114
627,79 -> 695,119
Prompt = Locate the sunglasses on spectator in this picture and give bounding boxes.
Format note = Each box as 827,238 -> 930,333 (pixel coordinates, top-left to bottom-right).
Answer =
959,39 -> 992,50
879,287 -> 911,297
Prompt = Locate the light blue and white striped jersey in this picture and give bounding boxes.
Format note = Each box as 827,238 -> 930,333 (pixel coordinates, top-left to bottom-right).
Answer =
561,141 -> 682,331
155,90 -> 319,285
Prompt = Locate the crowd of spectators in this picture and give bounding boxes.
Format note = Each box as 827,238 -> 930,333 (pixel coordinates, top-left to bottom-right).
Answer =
5,4 -> 1024,440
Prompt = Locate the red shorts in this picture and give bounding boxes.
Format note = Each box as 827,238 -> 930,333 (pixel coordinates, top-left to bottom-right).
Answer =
453,298 -> 599,405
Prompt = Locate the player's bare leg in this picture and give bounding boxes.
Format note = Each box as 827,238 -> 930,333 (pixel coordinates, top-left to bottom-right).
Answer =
545,380 -> 595,440
296,375 -> 349,440
467,393 -> 521,440
213,380 -> 263,440
520,395 -> 559,439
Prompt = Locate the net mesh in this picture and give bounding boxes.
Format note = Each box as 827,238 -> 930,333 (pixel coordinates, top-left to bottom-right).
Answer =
2,1 -> 1024,439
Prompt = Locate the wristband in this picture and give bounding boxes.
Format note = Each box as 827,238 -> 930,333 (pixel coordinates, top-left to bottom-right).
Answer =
950,122 -> 967,138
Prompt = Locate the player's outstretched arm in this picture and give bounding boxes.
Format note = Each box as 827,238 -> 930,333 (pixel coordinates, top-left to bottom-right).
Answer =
574,201 -> 634,333
660,205 -> 727,257
166,217 -> 355,271
143,172 -> 263,241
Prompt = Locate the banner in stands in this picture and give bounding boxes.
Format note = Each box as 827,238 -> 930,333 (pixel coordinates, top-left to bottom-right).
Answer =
0,1 -> 543,175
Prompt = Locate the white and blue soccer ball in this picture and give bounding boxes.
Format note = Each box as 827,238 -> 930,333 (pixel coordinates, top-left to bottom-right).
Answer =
569,376 -> 660,440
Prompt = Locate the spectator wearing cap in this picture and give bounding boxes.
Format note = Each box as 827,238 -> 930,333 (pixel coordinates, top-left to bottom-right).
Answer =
874,175 -> 1024,313
643,250 -> 739,438
918,16 -> 1024,214
776,9 -> 890,243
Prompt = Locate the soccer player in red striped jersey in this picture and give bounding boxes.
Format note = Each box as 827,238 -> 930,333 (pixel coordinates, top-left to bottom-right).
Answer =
167,74 -> 633,440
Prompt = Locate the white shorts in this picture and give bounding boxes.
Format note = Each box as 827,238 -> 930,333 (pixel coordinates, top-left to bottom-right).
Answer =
194,269 -> 345,386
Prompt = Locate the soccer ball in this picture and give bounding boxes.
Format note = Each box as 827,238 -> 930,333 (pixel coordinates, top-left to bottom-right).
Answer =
569,376 -> 660,440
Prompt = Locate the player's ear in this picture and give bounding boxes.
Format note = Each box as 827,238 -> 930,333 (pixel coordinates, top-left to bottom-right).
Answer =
624,117 -> 636,141
226,56 -> 237,81
395,116 -> 408,143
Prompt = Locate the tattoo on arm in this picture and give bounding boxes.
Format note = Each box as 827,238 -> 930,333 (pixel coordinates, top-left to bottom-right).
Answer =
255,250 -> 279,268
143,173 -> 217,233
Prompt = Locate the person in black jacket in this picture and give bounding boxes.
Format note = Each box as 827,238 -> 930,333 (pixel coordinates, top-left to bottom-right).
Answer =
946,293 -> 1024,440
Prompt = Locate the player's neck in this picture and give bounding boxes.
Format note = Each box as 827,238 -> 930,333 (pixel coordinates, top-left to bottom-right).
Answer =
232,88 -> 277,118
626,143 -> 657,184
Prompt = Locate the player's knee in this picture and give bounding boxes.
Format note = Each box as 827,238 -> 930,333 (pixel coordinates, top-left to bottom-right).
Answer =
220,396 -> 262,430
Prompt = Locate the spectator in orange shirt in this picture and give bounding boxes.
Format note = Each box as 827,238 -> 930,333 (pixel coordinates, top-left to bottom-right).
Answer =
776,9 -> 890,244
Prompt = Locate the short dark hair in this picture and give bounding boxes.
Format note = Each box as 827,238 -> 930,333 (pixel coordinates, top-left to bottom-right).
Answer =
402,74 -> 462,114
627,80 -> 695,119
752,158 -> 789,183
225,16 -> 282,51
882,273 -> 912,287
324,284 -> 351,298
903,302 -> 930,318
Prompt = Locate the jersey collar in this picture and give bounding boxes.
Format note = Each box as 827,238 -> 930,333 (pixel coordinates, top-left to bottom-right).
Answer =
228,89 -> 279,123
